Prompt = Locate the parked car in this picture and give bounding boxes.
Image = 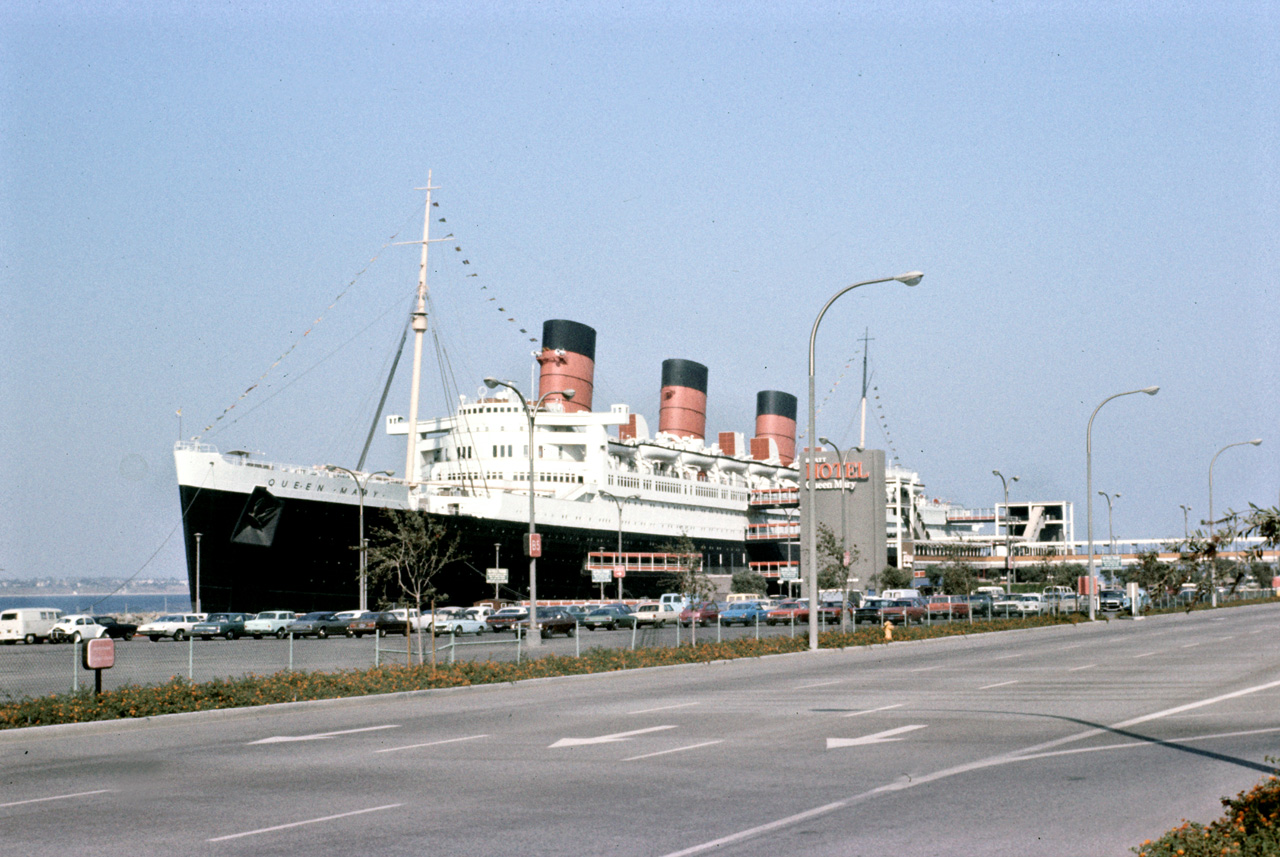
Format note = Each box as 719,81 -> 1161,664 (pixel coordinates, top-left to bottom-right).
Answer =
93,616 -> 139,640
0,607 -> 64,644
582,604 -> 635,630
964,593 -> 995,618
718,600 -> 770,626
137,613 -> 207,642
433,613 -> 486,636
1014,593 -> 1049,615
632,602 -> 677,627
679,601 -> 720,627
531,607 -> 577,638
816,600 -> 847,624
244,610 -> 299,639
879,599 -> 927,626
345,611 -> 381,638
191,612 -> 254,640
925,595 -> 970,621
561,605 -> 590,624
853,598 -> 891,625
766,600 -> 809,626
284,612 -> 349,638
49,614 -> 113,643
485,606 -> 529,633
1099,589 -> 1131,612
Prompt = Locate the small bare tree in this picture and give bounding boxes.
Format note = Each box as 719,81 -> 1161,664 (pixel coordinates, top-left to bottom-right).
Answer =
366,509 -> 462,666
662,533 -> 714,645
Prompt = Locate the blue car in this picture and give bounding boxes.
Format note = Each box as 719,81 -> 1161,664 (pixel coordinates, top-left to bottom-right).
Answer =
718,600 -> 770,627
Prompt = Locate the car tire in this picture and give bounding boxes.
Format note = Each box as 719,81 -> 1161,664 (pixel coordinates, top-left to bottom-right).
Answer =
174,630 -> 187,642
71,631 -> 82,643
225,631 -> 237,641
317,628 -> 328,639
201,635 -> 212,641
50,629 -> 65,642
565,625 -> 574,637
149,635 -> 161,642
475,626 -> 484,635
276,628 -> 289,639
253,634 -> 263,640
123,633 -> 134,641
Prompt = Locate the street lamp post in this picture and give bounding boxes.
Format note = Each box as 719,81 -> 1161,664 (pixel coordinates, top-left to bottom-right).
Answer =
326,465 -> 394,612
992,470 -> 1019,591
600,490 -> 638,600
484,378 -> 574,647
1208,439 -> 1262,607
1179,504 -> 1192,539
807,272 -> 922,650
1086,386 -> 1159,621
1098,491 -> 1121,586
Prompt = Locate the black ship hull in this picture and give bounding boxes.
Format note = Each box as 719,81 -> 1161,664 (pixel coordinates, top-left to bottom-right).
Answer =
178,486 -> 758,613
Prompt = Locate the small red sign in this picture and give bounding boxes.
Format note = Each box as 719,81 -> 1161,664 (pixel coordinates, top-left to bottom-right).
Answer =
613,566 -> 626,579
82,637 -> 115,670
525,533 -> 542,558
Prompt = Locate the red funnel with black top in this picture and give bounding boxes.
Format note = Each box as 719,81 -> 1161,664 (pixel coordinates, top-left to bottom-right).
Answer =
754,390 -> 797,465
659,359 -> 708,440
537,319 -> 595,413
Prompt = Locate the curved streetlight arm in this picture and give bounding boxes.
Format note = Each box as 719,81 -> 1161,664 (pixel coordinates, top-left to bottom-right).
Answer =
1085,386 -> 1158,621
806,272 -> 921,651
483,377 -> 574,645
325,465 -> 394,611
1207,439 -> 1262,607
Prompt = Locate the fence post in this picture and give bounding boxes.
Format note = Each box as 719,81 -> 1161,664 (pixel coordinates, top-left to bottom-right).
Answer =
72,640 -> 79,693
375,630 -> 380,668
188,632 -> 195,681
288,631 -> 294,671
574,622 -> 580,658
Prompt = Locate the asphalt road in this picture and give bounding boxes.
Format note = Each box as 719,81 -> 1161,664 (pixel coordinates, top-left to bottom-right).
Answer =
3,604 -> 1278,856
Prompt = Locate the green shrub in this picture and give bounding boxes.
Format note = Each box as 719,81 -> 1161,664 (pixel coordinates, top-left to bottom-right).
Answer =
1135,769 -> 1280,856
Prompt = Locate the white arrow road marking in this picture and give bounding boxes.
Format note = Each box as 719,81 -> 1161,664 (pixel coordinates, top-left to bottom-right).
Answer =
550,725 -> 677,748
248,725 -> 400,745
827,724 -> 927,749
842,703 -> 903,718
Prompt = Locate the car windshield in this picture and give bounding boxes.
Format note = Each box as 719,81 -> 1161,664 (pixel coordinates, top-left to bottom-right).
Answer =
205,614 -> 233,622
298,612 -> 329,620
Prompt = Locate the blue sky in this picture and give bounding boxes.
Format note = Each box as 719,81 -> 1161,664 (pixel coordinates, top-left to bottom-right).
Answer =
2,1 -> 1276,580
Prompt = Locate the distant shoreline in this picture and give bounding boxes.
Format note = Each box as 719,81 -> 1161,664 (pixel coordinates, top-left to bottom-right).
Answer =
0,588 -> 188,597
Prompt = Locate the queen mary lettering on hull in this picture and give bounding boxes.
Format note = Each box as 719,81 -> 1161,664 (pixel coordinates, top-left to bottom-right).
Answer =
175,188 -> 800,613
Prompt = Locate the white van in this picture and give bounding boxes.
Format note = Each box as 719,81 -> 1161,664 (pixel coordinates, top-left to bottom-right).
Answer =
659,593 -> 690,611
0,607 -> 64,644
880,589 -> 919,601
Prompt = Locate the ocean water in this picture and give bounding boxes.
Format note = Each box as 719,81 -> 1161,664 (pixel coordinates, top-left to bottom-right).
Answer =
0,593 -> 191,616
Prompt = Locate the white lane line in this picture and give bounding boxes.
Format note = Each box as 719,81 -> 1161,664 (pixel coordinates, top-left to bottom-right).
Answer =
797,680 -> 844,689
630,702 -> 699,715
207,804 -> 402,842
1068,664 -> 1096,672
910,666 -> 940,673
828,725 -> 927,748
842,703 -> 903,718
623,741 -> 723,761
1058,644 -> 1082,651
980,680 -> 1018,690
248,725 -> 400,745
1219,636 -> 1236,641
1015,726 -> 1280,762
658,676 -> 1280,857
990,653 -> 1021,660
1132,652 -> 1157,658
550,725 -> 677,748
0,789 -> 112,809
374,734 -> 489,753
1181,643 -> 1200,649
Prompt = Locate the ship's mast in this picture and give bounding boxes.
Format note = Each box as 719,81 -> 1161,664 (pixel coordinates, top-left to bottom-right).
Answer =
858,328 -> 873,450
402,174 -> 440,484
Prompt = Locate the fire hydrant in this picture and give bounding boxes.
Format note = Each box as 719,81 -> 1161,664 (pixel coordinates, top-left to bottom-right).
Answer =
883,619 -> 894,641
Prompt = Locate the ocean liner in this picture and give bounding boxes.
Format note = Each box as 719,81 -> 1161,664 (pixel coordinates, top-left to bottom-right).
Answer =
175,188 -> 803,612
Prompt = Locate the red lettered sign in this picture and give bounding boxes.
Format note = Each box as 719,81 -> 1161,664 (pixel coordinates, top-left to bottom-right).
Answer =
525,533 -> 542,558
82,638 -> 115,670
613,566 -> 626,579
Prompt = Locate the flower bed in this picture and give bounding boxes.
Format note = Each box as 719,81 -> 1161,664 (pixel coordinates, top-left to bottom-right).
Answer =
0,613 -> 1073,730
1135,768 -> 1280,856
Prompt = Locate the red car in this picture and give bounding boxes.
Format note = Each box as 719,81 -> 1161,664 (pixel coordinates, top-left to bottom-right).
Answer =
765,600 -> 809,626
925,595 -> 970,620
679,602 -> 720,627
880,599 -> 927,626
